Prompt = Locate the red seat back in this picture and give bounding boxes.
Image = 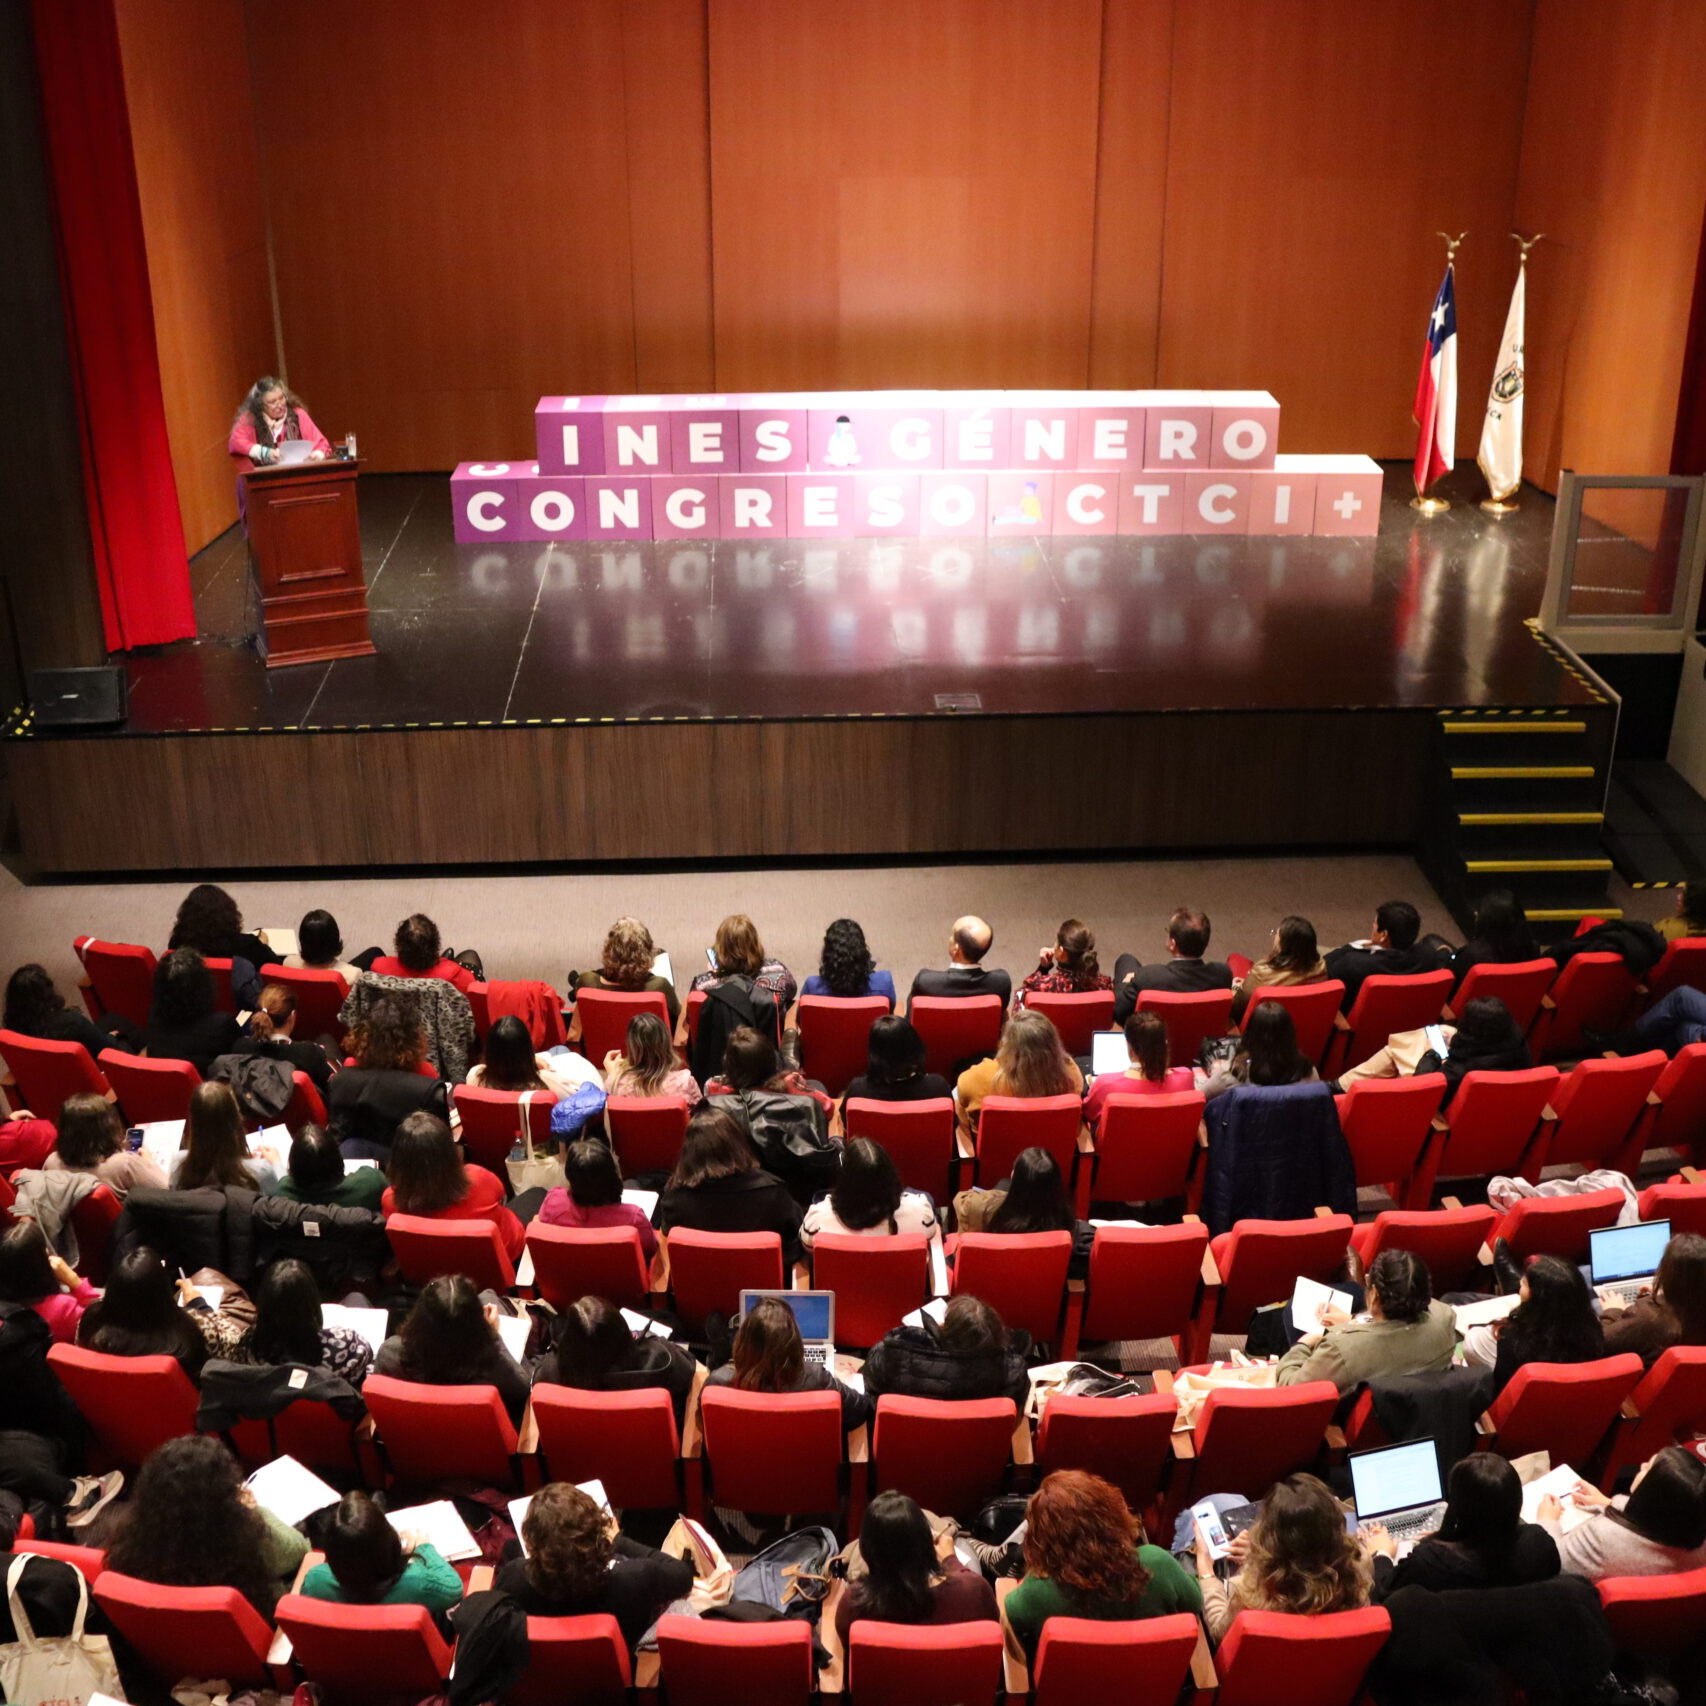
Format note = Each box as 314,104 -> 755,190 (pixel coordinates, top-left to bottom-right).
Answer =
283,1069 -> 328,1133
386,1211 -> 515,1291
1535,952 -> 1639,1059
973,1093 -> 1081,1186
1024,990 -> 1116,1057
1636,1176 -> 1706,1238
526,1222 -> 650,1310
1485,1354 -> 1645,1464
1189,1383 -> 1340,1516
811,1233 -> 932,1347
607,1095 -> 691,1176
1545,1051 -> 1666,1173
1616,1346 -> 1706,1470
1648,1042 -> 1706,1159
74,937 -> 159,1029
1645,937 -> 1706,1002
1034,1614 -> 1199,1706
46,1344 -> 198,1466
452,1086 -> 558,1175
201,957 -> 238,1012
1332,971 -> 1455,1073
656,1613 -> 815,1706
362,1373 -> 520,1487
275,1594 -> 453,1703
1335,1073 -> 1446,1197
1135,988 -> 1236,1068
466,981 -> 492,1041
1496,1188 -> 1624,1264
843,1098 -> 958,1203
1452,958 -> 1558,1035
1596,1565 -> 1706,1661
270,1394 -> 372,1478
16,1537 -> 107,1580
1035,1393 -> 1176,1515
907,996 -> 1002,1080
67,1183 -> 123,1284
797,996 -> 892,1097
872,1394 -> 1016,1520
1093,1092 -> 1202,1204
1352,1204 -> 1499,1294
698,1387 -> 843,1515
94,1572 -> 273,1686
847,1618 -> 1004,1706
0,1030 -> 108,1125
1215,1606 -> 1391,1706
1081,1222 -> 1207,1350
260,965 -> 351,1041
531,1386 -> 681,1509
575,988 -> 671,1067
508,1614 -> 632,1706
951,1230 -> 1072,1348
1433,1066 -> 1559,1183
1241,981 -> 1345,1068
99,1049 -> 200,1125
1212,1216 -> 1354,1327
666,1228 -> 783,1330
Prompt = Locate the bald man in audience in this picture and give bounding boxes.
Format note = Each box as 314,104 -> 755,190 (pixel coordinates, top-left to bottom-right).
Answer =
906,916 -> 1013,1010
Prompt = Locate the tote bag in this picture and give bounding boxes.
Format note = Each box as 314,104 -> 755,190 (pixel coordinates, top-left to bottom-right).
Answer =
0,1553 -> 125,1706
505,1091 -> 566,1193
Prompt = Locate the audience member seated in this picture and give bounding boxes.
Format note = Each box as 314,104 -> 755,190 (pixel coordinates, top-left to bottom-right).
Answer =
1369,1453 -> 1558,1600
1337,995 -> 1530,1102
143,948 -> 241,1075
231,983 -> 336,1092
1655,877 -> 1706,942
277,1122 -> 387,1211
837,1015 -> 951,1125
538,1138 -> 658,1263
78,1246 -> 213,1375
229,1256 -> 374,1384
0,1221 -> 98,1345
705,1026 -> 835,1202
1006,1469 -> 1201,1661
465,1014 -> 589,1099
1194,1473 -> 1373,1641
107,1434 -> 307,1613
531,1294 -> 697,1424
1276,1250 -> 1455,1393
955,1008 -> 1083,1140
381,1111 -> 525,1261
1537,1447 -> 1706,1579
687,918 -> 789,1082
656,1107 -> 803,1267
600,1011 -> 702,1109
326,998 -> 450,1158
690,913 -> 798,1012
706,1294 -> 871,1432
1324,900 -> 1447,1010
1461,1255 -> 1604,1394
835,1489 -> 998,1649
1083,1011 -> 1193,1135
1016,918 -> 1114,1008
170,1081 -> 280,1194
571,915 -> 681,1031
1451,890 -> 1540,985
1600,1232 -> 1706,1367
495,1481 -> 693,1654
5,960 -> 140,1055
801,1137 -> 941,1252
44,1092 -> 166,1197
907,915 -> 1013,1009
302,1489 -> 463,1615
1230,915 -> 1330,1024
1607,982 -> 1706,1057
801,916 -> 896,1006
282,907 -> 362,981
369,913 -> 476,991
1111,906 -> 1233,1024
1197,1001 -> 1317,1102
861,1294 -> 1030,1405
372,1273 -> 530,1424
167,883 -> 280,1008
953,1148 -> 1091,1279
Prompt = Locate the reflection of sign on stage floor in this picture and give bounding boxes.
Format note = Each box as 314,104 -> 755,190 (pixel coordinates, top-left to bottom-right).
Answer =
451,390 -> 1381,544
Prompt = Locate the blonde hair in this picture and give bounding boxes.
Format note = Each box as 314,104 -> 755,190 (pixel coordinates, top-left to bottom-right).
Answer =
995,1008 -> 1074,1099
600,917 -> 655,989
712,915 -> 764,978
1231,1474 -> 1369,1618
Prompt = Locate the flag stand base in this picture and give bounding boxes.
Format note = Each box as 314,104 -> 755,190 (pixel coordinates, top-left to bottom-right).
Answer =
1410,495 -> 1451,516
1479,497 -> 1521,514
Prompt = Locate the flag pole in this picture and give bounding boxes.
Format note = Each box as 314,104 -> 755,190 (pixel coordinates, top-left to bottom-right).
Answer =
1411,231 -> 1466,517
1479,232 -> 1543,515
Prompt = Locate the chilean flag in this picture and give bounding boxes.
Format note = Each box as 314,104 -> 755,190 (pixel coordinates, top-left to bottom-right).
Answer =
1412,264 -> 1458,496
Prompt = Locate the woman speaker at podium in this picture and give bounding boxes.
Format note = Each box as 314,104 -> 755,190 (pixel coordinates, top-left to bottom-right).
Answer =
228,375 -> 331,466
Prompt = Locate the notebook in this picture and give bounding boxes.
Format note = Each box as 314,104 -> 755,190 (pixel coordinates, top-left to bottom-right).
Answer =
1520,1462 -> 1596,1534
1349,1438 -> 1447,1543
740,1288 -> 835,1365
1290,1274 -> 1354,1335
245,1454 -> 340,1528
386,1500 -> 480,1562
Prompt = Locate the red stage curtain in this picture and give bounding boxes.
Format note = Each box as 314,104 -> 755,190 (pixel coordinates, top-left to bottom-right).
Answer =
30,0 -> 194,652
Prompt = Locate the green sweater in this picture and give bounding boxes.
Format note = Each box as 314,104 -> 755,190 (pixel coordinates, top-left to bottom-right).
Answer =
276,1167 -> 389,1212
299,1543 -> 463,1613
1004,1544 -> 1202,1660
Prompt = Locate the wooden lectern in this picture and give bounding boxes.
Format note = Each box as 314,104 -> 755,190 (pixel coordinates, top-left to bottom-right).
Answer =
241,458 -> 377,667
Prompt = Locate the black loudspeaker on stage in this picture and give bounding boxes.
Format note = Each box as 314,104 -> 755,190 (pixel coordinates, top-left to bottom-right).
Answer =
28,666 -> 127,728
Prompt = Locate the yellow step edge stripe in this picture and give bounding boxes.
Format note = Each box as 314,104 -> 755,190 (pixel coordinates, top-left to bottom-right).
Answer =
1464,859 -> 1614,873
1441,721 -> 1587,734
1457,812 -> 1604,825
1451,766 -> 1595,779
1529,908 -> 1623,921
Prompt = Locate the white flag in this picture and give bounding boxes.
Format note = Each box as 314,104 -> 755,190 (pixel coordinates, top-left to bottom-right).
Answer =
1477,263 -> 1525,501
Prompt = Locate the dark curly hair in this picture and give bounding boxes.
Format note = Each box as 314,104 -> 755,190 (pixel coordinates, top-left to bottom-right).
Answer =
152,948 -> 217,1027
3,964 -> 65,1035
523,1482 -> 614,1605
818,918 -> 876,997
345,997 -> 426,1072
108,1435 -> 276,1612
1024,1470 -> 1149,1605
168,883 -> 243,954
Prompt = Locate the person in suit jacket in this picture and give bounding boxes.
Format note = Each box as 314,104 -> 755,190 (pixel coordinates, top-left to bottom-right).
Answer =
906,916 -> 1012,1009
1324,900 -> 1448,1011
1111,906 -> 1234,1023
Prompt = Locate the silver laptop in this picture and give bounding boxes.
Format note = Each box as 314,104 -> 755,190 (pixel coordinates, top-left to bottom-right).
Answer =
1090,1030 -> 1128,1078
1350,1438 -> 1447,1544
1590,1219 -> 1671,1307
740,1288 -> 836,1367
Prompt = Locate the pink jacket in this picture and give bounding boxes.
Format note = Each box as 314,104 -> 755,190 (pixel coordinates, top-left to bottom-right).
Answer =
228,405 -> 331,464
32,1280 -> 98,1345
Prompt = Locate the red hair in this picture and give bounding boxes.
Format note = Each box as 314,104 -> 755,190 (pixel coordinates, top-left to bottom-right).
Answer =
1023,1470 -> 1149,1603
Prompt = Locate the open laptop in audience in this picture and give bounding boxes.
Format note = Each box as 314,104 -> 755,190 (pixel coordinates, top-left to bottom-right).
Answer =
739,1288 -> 835,1366
1349,1438 -> 1448,1547
1589,1219 -> 1670,1309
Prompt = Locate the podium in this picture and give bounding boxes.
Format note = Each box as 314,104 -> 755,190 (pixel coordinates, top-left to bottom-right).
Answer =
241,458 -> 377,667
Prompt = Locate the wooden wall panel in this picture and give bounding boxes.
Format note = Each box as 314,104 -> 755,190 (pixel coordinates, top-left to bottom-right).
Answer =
1156,0 -> 1533,458
114,0 -> 275,554
706,0 -> 1104,390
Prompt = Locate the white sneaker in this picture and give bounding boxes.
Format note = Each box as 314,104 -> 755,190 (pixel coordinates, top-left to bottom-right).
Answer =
65,1470 -> 124,1529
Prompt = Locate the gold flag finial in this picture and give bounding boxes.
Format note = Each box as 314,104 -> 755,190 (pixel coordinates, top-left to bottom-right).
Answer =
1510,232 -> 1545,259
1437,231 -> 1467,263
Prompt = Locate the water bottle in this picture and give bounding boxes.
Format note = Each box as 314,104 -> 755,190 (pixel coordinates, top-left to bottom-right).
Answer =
345,430 -> 358,460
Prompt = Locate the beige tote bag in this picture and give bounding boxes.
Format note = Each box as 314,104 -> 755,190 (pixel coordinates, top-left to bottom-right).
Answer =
0,1553 -> 124,1706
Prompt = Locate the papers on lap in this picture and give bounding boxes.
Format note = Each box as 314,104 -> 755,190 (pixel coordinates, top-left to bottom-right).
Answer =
1291,1275 -> 1353,1336
620,1308 -> 673,1339
1453,1292 -> 1521,1331
1520,1462 -> 1595,1534
245,1454 -> 340,1528
494,1310 -> 532,1361
387,1499 -> 481,1562
623,1188 -> 659,1218
509,1481 -> 609,1556
902,1298 -> 948,1330
321,1303 -> 389,1356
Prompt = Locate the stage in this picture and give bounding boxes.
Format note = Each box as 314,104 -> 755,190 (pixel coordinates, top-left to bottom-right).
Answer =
8,464 -> 1612,879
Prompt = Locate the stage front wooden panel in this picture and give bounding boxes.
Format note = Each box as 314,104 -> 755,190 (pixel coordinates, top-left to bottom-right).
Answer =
10,710 -> 1425,874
